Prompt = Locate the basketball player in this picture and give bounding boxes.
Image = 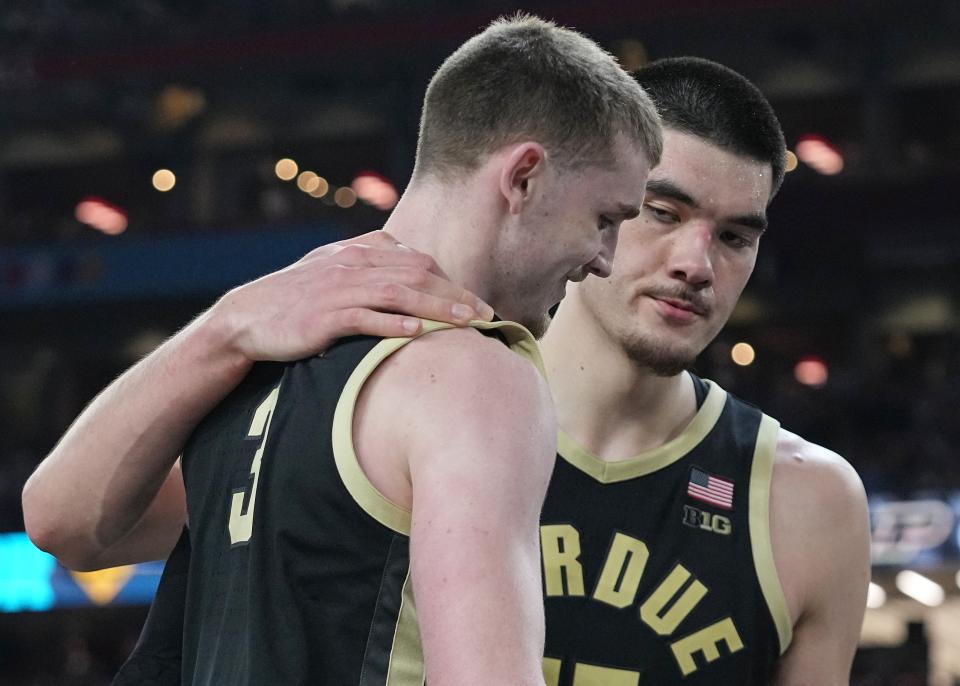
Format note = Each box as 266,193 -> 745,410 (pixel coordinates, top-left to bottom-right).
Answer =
535,57 -> 870,684
23,16 -> 661,685
26,56 -> 869,684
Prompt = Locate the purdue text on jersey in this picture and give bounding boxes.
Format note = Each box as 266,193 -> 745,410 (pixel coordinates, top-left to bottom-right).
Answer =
539,377 -> 793,685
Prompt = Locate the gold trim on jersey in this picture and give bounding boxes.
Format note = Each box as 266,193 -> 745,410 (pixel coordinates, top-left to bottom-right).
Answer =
332,318 -> 545,535
556,380 -> 727,483
385,570 -> 426,685
748,414 -> 793,655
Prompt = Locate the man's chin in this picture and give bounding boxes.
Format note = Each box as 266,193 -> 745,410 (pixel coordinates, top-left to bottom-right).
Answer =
623,336 -> 697,377
517,311 -> 553,340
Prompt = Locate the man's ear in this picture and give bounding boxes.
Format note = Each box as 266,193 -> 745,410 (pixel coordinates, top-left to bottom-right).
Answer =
499,142 -> 549,215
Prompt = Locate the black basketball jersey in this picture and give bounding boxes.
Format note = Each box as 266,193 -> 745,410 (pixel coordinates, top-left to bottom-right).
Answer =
179,319 -> 542,686
539,376 -> 791,685
113,528 -> 189,686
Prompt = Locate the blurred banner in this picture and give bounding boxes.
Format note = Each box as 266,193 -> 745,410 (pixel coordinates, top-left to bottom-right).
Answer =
4,493 -> 960,613
0,532 -> 162,612
0,225 -> 343,309
869,494 -> 960,568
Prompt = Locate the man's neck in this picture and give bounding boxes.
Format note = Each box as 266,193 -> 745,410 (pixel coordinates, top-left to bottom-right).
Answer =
382,175 -> 499,307
541,291 -> 699,462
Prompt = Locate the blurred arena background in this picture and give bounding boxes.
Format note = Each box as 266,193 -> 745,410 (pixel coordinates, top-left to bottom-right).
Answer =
1,0 -> 959,683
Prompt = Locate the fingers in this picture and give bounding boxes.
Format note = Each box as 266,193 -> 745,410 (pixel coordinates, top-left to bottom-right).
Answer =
359,283 -> 485,325
304,282 -> 480,352
323,307 -> 424,340
298,234 -> 496,322
299,249 -> 493,320
339,267 -> 494,322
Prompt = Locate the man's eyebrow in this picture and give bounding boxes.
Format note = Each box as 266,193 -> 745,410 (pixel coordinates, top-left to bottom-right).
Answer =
730,214 -> 768,233
646,178 -> 767,233
645,179 -> 699,208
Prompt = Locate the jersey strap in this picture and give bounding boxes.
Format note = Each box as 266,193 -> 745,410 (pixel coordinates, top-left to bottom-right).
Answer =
331,318 -> 543,535
748,413 -> 793,654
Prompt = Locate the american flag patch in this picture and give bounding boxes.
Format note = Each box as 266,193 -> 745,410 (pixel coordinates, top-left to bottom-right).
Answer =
687,467 -> 734,510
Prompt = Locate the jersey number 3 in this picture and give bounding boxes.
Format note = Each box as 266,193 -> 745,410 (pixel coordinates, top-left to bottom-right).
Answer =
229,385 -> 281,545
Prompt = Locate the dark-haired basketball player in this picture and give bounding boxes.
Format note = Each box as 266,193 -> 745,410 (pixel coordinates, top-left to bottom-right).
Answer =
534,57 -> 868,685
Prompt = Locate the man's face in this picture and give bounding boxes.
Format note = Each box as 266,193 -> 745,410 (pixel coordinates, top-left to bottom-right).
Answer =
493,138 -> 651,337
575,129 -> 773,374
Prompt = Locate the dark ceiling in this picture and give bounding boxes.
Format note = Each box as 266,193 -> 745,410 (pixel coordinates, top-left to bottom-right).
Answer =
2,0 -> 958,176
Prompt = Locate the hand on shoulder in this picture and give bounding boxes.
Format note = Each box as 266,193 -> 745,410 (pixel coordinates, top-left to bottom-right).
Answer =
205,229 -> 494,363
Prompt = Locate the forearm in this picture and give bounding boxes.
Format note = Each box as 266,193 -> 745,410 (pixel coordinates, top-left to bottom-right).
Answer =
22,231 -> 492,569
23,306 -> 248,568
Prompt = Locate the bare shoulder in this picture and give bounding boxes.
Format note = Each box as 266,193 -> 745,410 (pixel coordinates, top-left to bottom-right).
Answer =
353,326 -> 556,508
355,325 -> 554,439
393,325 -> 545,386
770,427 -> 870,628
773,428 -> 867,516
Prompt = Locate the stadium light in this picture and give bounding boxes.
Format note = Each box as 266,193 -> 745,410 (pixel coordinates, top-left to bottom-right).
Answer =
895,570 -> 944,607
866,582 -> 886,609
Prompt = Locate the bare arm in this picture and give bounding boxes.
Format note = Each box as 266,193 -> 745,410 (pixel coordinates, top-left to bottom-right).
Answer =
22,230 -> 492,570
356,328 -> 555,685
771,430 -> 871,686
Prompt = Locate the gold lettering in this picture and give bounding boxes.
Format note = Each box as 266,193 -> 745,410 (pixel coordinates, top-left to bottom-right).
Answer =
712,514 -> 732,535
540,524 -> 585,596
670,617 -> 745,676
639,564 -> 707,635
592,533 -> 649,609
573,662 -> 640,686
228,385 -> 281,545
542,657 -> 562,686
699,510 -> 712,529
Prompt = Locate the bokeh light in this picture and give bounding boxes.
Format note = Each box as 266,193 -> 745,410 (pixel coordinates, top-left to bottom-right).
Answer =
351,172 -> 399,210
334,186 -> 357,208
795,135 -> 843,175
275,158 -> 298,181
794,356 -> 828,387
152,169 -> 176,192
75,197 -> 128,235
296,171 -> 319,193
309,177 -> 330,198
784,150 -> 798,173
730,342 -> 756,366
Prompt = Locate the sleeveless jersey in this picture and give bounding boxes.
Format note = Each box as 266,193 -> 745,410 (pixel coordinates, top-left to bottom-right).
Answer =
539,376 -> 791,685
179,319 -> 542,686
113,528 -> 189,686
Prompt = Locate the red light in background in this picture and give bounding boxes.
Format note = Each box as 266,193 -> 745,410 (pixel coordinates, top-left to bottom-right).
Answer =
794,355 -> 828,387
795,135 -> 843,175
75,197 -> 128,235
351,171 -> 398,211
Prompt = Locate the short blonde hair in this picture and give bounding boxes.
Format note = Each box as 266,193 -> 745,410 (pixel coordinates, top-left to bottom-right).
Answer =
413,14 -> 662,179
